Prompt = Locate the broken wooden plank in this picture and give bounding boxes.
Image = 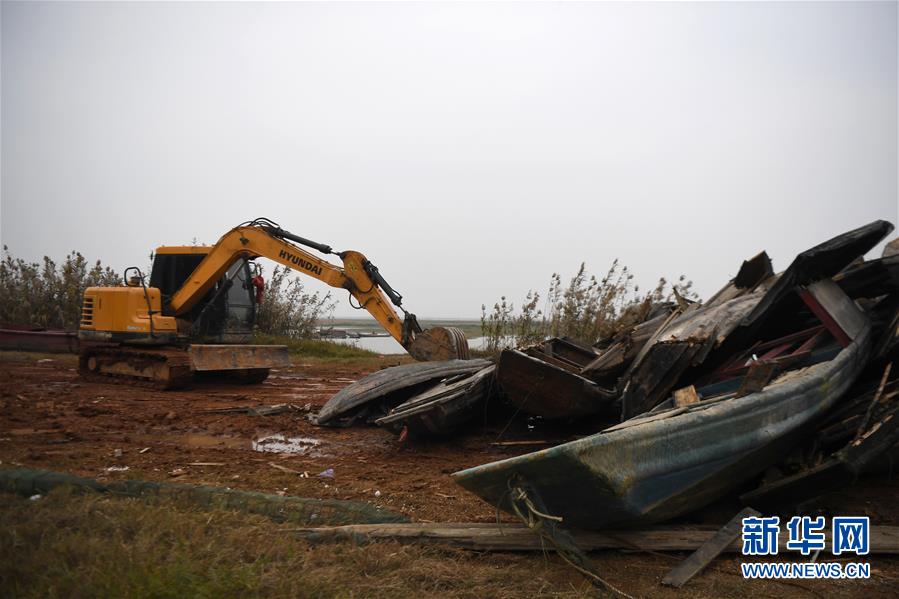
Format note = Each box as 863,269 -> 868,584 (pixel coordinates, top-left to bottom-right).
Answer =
799,279 -> 868,346
734,362 -> 778,398
673,385 -> 700,408
490,440 -> 553,447
205,404 -> 297,416
661,507 -> 760,588
855,363 -> 893,438
269,462 -> 304,475
289,522 -> 899,553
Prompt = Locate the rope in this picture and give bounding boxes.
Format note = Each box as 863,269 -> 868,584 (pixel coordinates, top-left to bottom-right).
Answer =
507,481 -> 635,599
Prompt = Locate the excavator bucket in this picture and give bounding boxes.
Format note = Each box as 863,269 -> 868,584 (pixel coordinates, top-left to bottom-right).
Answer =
408,327 -> 471,361
188,344 -> 291,371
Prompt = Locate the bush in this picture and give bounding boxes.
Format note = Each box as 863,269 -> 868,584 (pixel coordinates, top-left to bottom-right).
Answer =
481,260 -> 695,353
253,264 -> 336,338
0,246 -> 121,330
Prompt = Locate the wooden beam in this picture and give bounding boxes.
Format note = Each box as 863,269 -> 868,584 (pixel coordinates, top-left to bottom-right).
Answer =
289,522 -> 899,553
661,507 -> 759,588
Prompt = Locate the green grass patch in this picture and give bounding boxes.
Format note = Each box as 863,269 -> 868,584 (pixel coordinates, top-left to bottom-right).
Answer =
0,489 -> 591,598
253,333 -> 379,360
323,318 -> 483,339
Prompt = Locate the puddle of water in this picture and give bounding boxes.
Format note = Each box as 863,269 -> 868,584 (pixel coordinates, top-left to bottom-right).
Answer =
252,434 -> 323,455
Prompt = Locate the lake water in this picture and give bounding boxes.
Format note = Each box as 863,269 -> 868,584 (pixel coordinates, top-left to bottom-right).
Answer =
333,335 -> 489,354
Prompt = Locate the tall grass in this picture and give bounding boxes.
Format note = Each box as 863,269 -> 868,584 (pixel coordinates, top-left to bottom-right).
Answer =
481,260 -> 694,352
0,246 -> 120,330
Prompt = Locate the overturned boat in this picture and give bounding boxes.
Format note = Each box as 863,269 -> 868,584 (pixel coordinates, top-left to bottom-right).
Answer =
315,359 -> 491,426
376,365 -> 497,437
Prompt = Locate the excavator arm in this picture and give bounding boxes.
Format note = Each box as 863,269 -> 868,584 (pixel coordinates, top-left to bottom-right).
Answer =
167,221 -> 468,361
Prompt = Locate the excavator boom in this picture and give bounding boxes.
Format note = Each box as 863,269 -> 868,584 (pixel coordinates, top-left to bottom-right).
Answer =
166,222 -> 466,360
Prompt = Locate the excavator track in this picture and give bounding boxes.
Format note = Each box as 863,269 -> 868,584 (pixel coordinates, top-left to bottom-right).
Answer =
78,345 -> 194,390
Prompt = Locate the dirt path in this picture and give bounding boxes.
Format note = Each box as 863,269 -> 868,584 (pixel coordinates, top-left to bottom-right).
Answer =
0,353 -> 537,523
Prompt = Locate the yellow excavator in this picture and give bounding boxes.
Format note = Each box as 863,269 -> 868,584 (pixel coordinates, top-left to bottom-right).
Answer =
78,218 -> 469,388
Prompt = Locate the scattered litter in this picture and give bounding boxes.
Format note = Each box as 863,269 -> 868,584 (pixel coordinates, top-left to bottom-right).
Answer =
269,462 -> 302,474
105,466 -> 129,472
205,403 -> 299,417
29,494 -> 41,501
168,468 -> 186,477
139,447 -> 150,454
36,359 -> 53,363
113,448 -> 123,458
251,434 -> 322,455
317,468 -> 334,478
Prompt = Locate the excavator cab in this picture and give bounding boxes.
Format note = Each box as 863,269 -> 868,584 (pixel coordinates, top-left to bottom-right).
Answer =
149,247 -> 256,344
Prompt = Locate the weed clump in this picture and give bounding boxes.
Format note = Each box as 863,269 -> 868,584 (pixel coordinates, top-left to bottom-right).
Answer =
481,260 -> 695,353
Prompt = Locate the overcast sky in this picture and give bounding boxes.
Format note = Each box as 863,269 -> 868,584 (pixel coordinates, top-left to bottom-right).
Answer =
2,1 -> 897,319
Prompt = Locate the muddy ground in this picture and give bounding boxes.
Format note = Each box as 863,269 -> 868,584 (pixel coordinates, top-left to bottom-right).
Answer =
2,351 -> 898,597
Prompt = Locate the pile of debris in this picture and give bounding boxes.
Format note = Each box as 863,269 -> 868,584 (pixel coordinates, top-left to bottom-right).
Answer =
315,220 -> 899,529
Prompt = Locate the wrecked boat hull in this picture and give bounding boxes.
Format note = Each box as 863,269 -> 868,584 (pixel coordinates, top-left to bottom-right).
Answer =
316,359 -> 491,426
453,324 -> 872,530
376,365 -> 497,437
497,349 -> 616,418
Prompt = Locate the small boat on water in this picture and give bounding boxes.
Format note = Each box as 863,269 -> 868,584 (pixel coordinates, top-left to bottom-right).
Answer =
453,280 -> 873,529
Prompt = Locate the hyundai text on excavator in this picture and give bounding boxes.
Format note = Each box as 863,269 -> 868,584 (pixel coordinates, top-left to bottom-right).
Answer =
77,218 -> 469,388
